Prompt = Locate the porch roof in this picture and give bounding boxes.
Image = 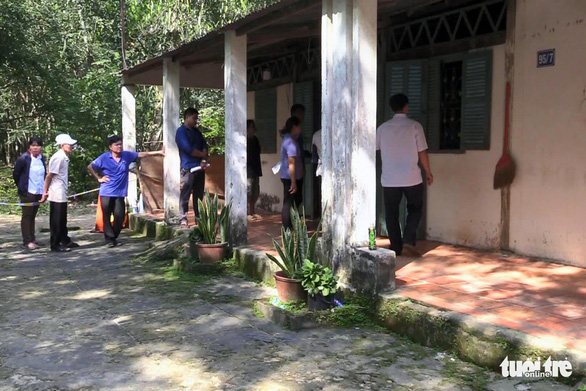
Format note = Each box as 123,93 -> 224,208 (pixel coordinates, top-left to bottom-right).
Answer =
121,0 -> 475,88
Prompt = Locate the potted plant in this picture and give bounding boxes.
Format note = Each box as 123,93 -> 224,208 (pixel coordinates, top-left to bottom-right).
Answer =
300,259 -> 338,311
194,190 -> 231,263
266,206 -> 321,303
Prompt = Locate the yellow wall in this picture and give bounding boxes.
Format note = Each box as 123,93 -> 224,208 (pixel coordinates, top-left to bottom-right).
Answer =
426,45 -> 506,249
509,0 -> 586,267
427,1 -> 586,268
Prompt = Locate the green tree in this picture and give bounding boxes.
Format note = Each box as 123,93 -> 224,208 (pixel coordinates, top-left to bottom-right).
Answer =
0,0 -> 278,194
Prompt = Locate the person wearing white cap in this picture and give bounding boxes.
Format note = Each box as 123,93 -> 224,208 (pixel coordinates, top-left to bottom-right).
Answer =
42,134 -> 79,252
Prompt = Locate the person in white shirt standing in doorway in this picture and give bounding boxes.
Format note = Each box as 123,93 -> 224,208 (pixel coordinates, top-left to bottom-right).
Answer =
42,134 -> 79,253
376,93 -> 433,257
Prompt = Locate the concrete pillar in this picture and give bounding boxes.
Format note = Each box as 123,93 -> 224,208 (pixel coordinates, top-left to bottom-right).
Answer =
321,0 -> 334,251
224,30 -> 247,246
320,0 -> 393,293
331,0 -> 353,254
322,0 -> 378,252
350,0 -> 377,245
163,58 -> 181,224
121,84 -> 137,212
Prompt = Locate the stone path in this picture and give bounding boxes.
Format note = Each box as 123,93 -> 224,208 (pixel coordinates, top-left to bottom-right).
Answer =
0,214 -> 580,390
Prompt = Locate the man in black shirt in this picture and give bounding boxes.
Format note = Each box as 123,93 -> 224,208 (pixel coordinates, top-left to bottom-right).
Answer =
246,120 -> 262,219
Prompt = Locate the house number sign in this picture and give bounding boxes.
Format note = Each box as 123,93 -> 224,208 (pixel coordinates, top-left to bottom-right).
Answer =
537,49 -> 555,68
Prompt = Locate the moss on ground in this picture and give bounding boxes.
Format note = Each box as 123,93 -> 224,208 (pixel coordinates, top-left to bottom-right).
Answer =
440,359 -> 490,390
314,295 -> 386,331
252,301 -> 264,318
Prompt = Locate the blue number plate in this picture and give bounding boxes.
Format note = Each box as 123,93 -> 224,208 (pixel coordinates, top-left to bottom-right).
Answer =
537,49 -> 555,68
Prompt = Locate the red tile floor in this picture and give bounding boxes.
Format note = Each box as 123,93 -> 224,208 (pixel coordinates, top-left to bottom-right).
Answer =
387,239 -> 586,353
149,209 -> 586,353
246,212 -> 586,354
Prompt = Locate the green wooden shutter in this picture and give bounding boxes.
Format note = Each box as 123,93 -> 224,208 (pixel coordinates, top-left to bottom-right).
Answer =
426,59 -> 441,152
293,81 -> 314,150
384,60 -> 427,123
462,50 -> 492,150
254,88 -> 277,154
293,81 -> 315,217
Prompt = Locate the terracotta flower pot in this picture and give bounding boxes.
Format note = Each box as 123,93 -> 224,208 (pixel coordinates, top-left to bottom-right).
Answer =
274,270 -> 307,303
195,242 -> 227,263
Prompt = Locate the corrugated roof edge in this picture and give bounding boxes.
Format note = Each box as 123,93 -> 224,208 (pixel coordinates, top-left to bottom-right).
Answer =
121,0 -> 301,76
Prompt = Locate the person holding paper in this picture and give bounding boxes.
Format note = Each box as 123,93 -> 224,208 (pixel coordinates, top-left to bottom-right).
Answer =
280,116 -> 303,229
175,107 -> 209,227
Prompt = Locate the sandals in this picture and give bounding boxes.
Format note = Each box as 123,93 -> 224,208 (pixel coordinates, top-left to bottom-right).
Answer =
25,242 -> 39,250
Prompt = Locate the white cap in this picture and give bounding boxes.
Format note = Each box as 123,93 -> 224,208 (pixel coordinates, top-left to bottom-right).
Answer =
55,134 -> 77,146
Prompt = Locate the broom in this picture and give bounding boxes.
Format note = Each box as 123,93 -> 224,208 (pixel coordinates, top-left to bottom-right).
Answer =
493,82 -> 516,189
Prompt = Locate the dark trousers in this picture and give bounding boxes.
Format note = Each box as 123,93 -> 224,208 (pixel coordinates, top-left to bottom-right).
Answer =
101,196 -> 126,243
281,179 -> 304,229
20,193 -> 41,245
383,183 -> 424,256
180,169 -> 206,221
50,201 -> 70,250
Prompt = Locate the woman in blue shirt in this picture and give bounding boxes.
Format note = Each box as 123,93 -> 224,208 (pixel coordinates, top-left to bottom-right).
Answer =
280,116 -> 303,229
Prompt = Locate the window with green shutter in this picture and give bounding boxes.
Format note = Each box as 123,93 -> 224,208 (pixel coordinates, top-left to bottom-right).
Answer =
254,88 -> 277,154
462,51 -> 492,150
425,50 -> 493,152
293,81 -> 314,153
383,60 -> 427,124
426,60 -> 441,151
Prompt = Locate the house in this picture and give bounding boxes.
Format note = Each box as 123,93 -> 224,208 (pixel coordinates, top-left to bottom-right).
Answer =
121,0 -> 586,276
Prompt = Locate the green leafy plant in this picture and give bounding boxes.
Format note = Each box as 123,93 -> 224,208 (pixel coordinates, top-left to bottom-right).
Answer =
300,259 -> 338,297
265,206 -> 322,279
219,199 -> 231,244
196,190 -> 231,244
188,225 -> 203,242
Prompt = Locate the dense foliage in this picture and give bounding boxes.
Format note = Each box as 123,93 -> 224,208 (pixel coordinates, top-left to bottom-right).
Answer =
0,0 -> 277,195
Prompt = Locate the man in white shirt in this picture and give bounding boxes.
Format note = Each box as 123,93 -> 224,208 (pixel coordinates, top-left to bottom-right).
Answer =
42,134 -> 79,252
376,94 -> 433,257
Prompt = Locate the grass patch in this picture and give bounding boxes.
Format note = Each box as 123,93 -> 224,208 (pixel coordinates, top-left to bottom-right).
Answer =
252,301 -> 264,318
139,257 -> 253,297
279,299 -> 307,315
316,295 -> 386,331
441,358 -> 490,390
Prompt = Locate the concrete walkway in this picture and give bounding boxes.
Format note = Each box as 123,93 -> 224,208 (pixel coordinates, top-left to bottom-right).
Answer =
0,213 -> 579,390
243,212 -> 586,357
